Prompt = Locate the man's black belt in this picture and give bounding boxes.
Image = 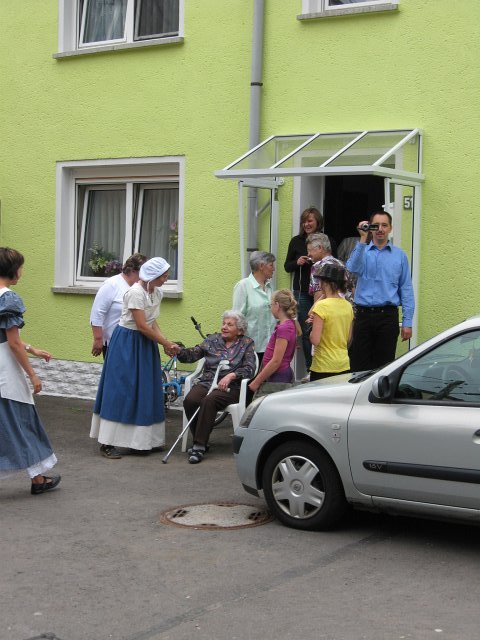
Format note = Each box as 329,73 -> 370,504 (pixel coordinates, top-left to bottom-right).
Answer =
356,305 -> 398,313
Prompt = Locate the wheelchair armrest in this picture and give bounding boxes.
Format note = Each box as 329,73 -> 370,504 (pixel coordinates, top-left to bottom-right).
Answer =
183,358 -> 206,396
233,352 -> 259,407
235,377 -> 250,408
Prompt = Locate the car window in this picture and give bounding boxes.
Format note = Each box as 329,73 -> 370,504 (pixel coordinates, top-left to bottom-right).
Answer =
395,329 -> 480,403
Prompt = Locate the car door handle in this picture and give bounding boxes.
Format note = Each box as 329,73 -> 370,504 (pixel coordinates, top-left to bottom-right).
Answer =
475,430 -> 480,437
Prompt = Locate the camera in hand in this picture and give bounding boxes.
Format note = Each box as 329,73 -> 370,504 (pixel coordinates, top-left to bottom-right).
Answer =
359,223 -> 379,232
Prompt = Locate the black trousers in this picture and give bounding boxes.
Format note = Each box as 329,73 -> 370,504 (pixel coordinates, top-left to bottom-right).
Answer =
183,384 -> 240,447
349,306 -> 399,372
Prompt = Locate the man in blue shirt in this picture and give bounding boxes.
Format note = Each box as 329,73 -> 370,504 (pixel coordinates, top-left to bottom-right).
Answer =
346,212 -> 415,371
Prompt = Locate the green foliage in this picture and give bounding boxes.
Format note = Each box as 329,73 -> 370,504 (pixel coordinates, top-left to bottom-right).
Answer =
88,243 -> 117,275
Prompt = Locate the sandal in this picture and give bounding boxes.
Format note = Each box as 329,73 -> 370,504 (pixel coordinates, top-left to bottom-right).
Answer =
188,450 -> 204,464
187,444 -> 209,455
31,475 -> 61,495
100,444 -> 122,459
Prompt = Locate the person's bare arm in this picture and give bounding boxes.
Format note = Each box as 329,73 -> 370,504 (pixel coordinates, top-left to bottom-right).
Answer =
6,326 -> 51,394
249,338 -> 288,392
91,325 -> 104,356
131,310 -> 177,354
309,314 -> 324,347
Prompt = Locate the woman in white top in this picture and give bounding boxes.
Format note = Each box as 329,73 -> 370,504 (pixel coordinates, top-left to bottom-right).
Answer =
90,258 -> 178,459
90,253 -> 147,357
0,247 -> 60,495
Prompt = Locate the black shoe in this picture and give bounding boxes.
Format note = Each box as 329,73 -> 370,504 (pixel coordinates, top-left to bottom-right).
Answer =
188,450 -> 205,464
100,444 -> 122,459
128,448 -> 152,456
31,475 -> 61,495
187,444 -> 209,455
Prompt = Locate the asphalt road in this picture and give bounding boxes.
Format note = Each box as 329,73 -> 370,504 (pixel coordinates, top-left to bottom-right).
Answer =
1,396 -> 479,640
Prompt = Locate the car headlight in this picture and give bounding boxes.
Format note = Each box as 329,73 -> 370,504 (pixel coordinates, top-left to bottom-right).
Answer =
240,395 -> 266,427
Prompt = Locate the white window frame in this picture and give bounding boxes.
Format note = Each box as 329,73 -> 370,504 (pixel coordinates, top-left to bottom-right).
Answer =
56,0 -> 184,57
76,183 -> 127,282
299,0 -> 398,19
78,0 -> 128,48
55,156 -> 184,296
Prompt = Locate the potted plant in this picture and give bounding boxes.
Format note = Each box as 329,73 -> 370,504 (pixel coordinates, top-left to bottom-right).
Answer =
88,243 -> 118,277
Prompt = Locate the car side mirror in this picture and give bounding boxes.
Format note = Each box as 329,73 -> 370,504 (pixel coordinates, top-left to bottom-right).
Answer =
370,375 -> 393,402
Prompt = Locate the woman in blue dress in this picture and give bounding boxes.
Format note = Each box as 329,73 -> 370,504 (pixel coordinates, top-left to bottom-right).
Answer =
90,257 -> 178,459
0,247 -> 60,495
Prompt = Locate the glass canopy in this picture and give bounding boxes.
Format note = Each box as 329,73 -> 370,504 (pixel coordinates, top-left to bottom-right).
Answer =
216,129 -> 423,183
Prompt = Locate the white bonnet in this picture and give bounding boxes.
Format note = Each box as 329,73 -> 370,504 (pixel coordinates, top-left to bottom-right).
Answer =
139,257 -> 170,282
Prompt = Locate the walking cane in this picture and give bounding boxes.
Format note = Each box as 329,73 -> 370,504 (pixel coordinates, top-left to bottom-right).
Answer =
162,359 -> 230,463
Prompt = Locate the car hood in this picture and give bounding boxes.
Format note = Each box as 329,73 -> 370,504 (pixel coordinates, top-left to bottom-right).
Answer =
250,374 -> 362,428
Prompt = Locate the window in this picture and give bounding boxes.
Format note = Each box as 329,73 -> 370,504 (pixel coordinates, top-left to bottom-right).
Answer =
56,0 -> 184,56
299,0 -> 398,19
394,330 -> 480,404
56,157 -> 184,295
327,0 -> 388,6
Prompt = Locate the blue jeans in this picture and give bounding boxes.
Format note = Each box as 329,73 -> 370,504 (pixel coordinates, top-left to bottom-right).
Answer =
294,291 -> 313,370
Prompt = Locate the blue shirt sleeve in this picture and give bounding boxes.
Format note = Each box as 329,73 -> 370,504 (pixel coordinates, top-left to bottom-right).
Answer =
346,242 -> 368,275
0,291 -> 26,330
398,253 -> 415,327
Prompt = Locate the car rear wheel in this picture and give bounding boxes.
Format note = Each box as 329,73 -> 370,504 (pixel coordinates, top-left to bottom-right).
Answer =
262,441 -> 347,531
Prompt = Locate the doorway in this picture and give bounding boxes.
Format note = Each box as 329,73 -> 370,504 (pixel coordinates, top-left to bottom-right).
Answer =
323,175 -> 385,250
292,173 -> 420,378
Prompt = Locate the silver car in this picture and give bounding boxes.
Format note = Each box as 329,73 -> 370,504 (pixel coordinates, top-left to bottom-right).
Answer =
234,316 -> 480,530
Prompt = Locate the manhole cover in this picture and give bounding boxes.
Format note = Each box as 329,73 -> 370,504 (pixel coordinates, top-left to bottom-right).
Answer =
159,502 -> 273,530
25,635 -> 63,640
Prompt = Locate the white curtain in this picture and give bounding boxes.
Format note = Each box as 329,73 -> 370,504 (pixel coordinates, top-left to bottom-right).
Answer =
80,188 -> 126,276
135,0 -> 179,38
82,0 -> 127,43
138,187 -> 179,278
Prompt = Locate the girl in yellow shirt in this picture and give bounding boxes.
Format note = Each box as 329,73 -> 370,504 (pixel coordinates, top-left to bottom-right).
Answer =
309,263 -> 353,381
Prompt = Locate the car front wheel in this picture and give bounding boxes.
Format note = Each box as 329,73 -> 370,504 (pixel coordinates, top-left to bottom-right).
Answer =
262,440 -> 347,531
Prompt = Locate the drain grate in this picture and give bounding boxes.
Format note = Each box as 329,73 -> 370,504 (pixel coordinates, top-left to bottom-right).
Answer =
159,501 -> 273,530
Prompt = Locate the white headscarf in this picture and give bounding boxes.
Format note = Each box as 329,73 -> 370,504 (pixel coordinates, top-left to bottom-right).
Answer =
139,257 -> 170,287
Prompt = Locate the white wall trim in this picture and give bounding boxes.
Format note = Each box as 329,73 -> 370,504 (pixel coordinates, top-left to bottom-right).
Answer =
55,156 -> 185,294
56,0 -> 184,56
298,0 -> 398,20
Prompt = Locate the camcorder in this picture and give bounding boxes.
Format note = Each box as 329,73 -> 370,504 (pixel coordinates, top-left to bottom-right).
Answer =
359,223 -> 379,232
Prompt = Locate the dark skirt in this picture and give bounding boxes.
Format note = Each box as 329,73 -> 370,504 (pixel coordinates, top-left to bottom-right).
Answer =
0,393 -> 55,474
93,325 -> 165,426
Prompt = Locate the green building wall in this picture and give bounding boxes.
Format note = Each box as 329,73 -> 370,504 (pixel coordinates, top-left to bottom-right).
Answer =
0,1 -> 479,370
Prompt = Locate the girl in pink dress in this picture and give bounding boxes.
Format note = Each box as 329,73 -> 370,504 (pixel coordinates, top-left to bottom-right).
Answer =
249,289 -> 301,392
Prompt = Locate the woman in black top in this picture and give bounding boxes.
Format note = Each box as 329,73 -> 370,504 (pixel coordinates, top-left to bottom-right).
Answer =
284,207 -> 337,370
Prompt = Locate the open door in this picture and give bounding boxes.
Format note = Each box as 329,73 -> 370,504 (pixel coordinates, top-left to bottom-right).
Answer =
237,179 -> 281,289
384,177 -> 421,351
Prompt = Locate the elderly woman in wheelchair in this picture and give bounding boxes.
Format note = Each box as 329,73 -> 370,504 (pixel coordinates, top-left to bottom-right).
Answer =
175,310 -> 257,464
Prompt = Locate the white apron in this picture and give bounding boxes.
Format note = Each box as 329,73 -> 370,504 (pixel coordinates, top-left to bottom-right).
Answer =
0,287 -> 33,405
